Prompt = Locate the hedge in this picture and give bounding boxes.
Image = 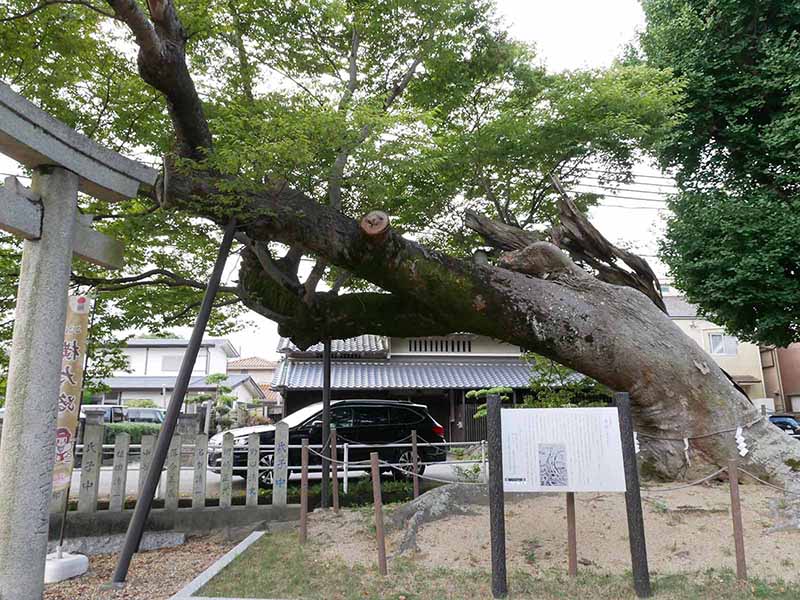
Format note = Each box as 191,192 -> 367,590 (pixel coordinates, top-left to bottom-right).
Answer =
104,422 -> 161,445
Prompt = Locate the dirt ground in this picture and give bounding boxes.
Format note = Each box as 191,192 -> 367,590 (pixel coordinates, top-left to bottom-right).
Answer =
44,536 -> 234,600
310,482 -> 800,581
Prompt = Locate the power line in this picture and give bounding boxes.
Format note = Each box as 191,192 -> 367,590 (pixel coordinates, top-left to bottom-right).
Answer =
577,175 -> 679,190
574,182 -> 675,197
583,167 -> 677,181
593,203 -> 669,211
565,189 -> 669,204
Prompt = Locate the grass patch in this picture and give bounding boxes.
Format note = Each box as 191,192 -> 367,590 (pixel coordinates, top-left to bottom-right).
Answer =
200,531 -> 800,599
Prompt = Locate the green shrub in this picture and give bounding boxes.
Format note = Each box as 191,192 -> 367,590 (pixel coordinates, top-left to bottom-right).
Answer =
125,398 -> 158,408
104,422 -> 161,445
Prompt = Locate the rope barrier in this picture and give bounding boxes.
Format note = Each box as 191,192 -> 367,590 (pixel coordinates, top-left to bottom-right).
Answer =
640,468 -> 727,493
634,414 -> 764,442
735,467 -> 800,498
378,459 -> 486,486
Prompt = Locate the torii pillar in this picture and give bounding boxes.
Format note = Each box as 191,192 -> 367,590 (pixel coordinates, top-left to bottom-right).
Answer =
0,82 -> 157,600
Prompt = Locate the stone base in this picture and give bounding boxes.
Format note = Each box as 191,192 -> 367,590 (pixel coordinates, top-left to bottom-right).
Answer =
44,552 -> 89,584
47,531 -> 185,556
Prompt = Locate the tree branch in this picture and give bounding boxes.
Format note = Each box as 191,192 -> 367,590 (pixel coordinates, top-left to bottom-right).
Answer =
72,268 -> 239,295
107,0 -> 211,158
0,0 -> 114,22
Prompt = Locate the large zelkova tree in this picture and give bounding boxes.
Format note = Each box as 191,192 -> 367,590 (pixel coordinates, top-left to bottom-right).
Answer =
636,0 -> 800,347
0,0 -> 797,487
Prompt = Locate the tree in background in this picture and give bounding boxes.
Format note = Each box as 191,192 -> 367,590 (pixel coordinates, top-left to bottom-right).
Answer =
636,0 -> 800,346
187,373 -> 237,433
470,354 -> 610,417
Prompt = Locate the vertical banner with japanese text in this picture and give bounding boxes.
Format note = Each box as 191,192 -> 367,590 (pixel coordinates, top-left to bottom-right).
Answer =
52,295 -> 91,492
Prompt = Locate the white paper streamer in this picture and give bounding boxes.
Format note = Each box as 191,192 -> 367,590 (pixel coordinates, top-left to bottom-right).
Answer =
633,432 -> 640,454
683,438 -> 691,465
735,426 -> 749,457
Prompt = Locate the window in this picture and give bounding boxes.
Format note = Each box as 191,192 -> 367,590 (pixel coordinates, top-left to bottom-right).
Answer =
331,407 -> 354,428
161,354 -> 182,372
407,337 -> 472,353
708,333 -> 738,356
390,407 -> 423,425
354,406 -> 389,426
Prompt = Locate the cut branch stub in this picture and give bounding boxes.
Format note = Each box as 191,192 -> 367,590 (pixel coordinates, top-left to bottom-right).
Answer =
360,210 -> 390,240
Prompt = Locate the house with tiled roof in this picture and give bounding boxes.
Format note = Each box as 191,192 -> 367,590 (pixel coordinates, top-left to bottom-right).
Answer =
271,333 -> 533,441
227,356 -> 282,417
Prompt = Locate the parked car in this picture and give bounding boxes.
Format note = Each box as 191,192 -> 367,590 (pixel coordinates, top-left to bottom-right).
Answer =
127,407 -> 166,424
769,415 -> 800,438
208,399 -> 447,487
79,405 -> 128,423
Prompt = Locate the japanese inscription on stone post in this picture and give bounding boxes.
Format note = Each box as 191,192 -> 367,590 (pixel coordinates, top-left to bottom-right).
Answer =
52,295 -> 91,492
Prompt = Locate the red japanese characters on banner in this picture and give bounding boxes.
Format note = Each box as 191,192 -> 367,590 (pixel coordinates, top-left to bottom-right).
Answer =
52,295 -> 91,492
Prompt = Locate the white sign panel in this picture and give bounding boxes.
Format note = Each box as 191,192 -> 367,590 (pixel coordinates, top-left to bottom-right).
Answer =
501,407 -> 626,493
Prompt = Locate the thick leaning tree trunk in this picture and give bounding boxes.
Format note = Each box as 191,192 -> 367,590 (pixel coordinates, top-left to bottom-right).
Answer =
168,173 -> 800,491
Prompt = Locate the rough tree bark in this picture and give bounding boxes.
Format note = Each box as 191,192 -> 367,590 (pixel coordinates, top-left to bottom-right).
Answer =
108,0 -> 800,491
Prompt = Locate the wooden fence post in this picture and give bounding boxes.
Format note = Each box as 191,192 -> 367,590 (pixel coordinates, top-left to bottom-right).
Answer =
331,426 -> 340,511
165,435 -> 181,511
728,460 -> 747,581
77,415 -> 103,513
220,433 -> 233,509
370,452 -> 388,575
192,433 -> 208,509
300,438 -> 309,544
109,433 -> 130,512
566,492 -> 577,577
615,392 -> 651,598
246,432 -> 259,507
486,394 -> 508,598
411,430 -> 420,499
272,421 -> 289,507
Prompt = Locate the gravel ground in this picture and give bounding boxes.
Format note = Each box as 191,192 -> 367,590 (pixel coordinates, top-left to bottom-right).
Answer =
44,536 -> 234,600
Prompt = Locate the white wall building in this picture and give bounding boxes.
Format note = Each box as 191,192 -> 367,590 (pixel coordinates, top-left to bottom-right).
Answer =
95,338 -> 265,408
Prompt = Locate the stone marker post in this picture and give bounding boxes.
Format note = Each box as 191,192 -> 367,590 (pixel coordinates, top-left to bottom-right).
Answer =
0,167 -> 79,600
272,421 -> 289,508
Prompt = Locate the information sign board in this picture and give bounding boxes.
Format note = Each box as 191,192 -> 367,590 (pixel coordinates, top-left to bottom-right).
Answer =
501,407 -> 625,493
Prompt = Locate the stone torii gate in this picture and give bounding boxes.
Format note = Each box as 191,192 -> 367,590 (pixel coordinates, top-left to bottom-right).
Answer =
0,81 -> 157,600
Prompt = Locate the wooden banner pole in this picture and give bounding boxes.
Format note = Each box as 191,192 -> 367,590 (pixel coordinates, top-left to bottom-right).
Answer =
487,394 -> 508,598
728,459 -> 747,581
299,438 -> 309,544
566,492 -> 578,577
370,452 -> 388,575
615,392 -> 651,598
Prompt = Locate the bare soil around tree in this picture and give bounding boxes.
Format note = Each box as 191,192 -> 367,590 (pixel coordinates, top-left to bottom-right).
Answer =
310,482 -> 800,582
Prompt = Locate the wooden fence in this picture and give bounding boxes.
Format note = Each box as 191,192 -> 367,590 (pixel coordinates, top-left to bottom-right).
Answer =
50,419 -> 292,515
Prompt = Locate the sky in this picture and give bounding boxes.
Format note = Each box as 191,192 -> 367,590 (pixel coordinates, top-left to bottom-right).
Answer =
0,0 -> 670,360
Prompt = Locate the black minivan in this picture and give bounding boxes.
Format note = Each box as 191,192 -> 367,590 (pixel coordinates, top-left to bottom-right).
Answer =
208,399 -> 447,486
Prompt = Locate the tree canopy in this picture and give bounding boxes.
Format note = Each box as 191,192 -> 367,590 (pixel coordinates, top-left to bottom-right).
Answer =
0,0 -> 680,376
637,0 -> 800,346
